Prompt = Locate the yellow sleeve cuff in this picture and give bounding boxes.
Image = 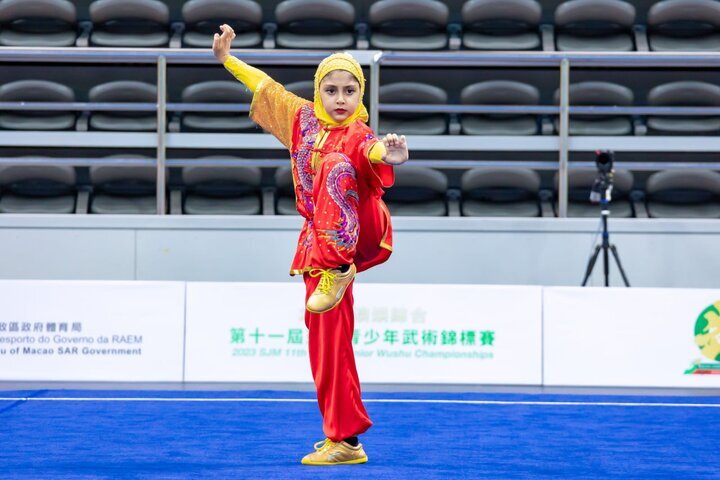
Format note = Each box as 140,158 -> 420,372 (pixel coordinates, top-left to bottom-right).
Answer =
223,55 -> 269,92
369,142 -> 386,164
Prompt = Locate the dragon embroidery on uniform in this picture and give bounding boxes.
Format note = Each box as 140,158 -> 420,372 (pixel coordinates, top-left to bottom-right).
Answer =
321,158 -> 359,252
293,104 -> 320,217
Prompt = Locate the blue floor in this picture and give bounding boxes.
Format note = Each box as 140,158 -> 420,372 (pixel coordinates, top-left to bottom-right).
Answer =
1,390 -> 718,479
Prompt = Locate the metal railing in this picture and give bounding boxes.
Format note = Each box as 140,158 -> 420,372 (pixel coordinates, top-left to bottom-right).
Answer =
1,47 -> 719,216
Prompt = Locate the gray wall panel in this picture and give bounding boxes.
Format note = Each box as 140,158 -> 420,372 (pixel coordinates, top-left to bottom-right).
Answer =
0,227 -> 135,280
0,216 -> 718,288
136,228 -> 300,281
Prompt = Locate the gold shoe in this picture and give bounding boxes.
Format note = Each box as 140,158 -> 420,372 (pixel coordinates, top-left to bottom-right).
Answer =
306,264 -> 356,314
301,438 -> 368,466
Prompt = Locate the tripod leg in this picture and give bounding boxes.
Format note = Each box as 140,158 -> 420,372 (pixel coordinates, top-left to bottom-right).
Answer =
581,245 -> 602,286
609,244 -> 631,287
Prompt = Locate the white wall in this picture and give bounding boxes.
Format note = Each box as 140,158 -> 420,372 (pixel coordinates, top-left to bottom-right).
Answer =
0,215 -> 719,288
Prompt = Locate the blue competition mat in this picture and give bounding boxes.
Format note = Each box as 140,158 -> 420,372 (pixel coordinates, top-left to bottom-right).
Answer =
1,390 -> 718,479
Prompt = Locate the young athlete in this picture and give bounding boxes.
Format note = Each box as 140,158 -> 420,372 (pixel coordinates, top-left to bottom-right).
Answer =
213,24 -> 408,465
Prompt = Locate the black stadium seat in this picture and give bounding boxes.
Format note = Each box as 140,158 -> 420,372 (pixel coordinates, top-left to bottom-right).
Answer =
554,81 -> 634,135
0,80 -> 76,131
647,0 -> 720,52
461,80 -> 540,135
461,0 -> 542,51
554,0 -> 636,51
461,167 -> 542,217
89,162 -> 160,214
182,0 -> 262,48
383,166 -> 448,216
369,0 -> 449,50
645,169 -> 720,218
180,164 -> 262,215
274,166 -> 296,215
274,0 -> 356,49
646,81 -> 720,135
88,81 -> 157,132
0,164 -> 77,214
0,0 -> 77,47
181,81 -> 257,132
378,82 -> 448,135
89,0 -> 170,47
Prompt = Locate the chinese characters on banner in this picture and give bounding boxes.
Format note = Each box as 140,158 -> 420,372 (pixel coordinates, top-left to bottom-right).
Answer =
185,282 -> 542,384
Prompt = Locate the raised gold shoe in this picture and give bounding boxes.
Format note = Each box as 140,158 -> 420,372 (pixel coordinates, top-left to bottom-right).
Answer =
306,264 -> 356,314
301,438 -> 368,466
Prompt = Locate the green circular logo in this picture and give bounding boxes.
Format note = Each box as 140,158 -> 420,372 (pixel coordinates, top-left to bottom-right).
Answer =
695,302 -> 720,362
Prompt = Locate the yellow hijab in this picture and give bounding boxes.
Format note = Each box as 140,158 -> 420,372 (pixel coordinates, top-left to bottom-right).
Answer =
313,52 -> 369,127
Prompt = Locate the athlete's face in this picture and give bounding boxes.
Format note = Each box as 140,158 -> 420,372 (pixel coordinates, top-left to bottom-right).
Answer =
319,70 -> 360,123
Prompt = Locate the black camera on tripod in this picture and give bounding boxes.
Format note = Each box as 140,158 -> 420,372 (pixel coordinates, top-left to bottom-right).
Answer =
581,149 -> 630,287
589,150 -> 615,204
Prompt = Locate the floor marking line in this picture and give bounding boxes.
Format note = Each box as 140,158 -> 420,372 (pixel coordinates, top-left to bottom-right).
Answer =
0,397 -> 719,408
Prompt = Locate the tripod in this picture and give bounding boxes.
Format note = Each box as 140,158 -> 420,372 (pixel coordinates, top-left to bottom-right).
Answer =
581,199 -> 630,287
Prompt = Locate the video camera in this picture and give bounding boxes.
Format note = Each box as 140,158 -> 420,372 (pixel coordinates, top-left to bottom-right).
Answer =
589,150 -> 615,204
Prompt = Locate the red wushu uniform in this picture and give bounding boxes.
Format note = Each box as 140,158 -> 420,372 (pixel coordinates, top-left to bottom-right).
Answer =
251,77 -> 394,441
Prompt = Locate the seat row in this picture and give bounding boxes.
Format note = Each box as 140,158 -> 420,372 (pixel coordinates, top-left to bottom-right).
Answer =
378,80 -> 720,136
2,78 -> 719,136
1,0 -> 720,51
1,162 -> 719,219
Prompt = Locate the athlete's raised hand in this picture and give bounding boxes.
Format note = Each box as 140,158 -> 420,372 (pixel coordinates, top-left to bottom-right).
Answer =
381,133 -> 409,165
212,24 -> 236,63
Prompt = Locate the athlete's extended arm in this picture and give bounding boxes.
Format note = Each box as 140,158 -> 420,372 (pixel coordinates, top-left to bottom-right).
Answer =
212,24 -> 267,92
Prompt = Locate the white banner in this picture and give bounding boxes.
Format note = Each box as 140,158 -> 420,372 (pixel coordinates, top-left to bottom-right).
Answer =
0,280 -> 185,381
185,282 -> 311,383
184,282 -> 542,384
544,287 -> 720,387
11,280 -> 718,388
352,284 -> 542,384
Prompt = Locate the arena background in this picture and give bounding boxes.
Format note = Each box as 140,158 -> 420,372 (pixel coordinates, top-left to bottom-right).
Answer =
1,0 -> 719,478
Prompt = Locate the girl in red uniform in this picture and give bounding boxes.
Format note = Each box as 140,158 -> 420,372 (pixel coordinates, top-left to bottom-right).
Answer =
213,24 -> 408,465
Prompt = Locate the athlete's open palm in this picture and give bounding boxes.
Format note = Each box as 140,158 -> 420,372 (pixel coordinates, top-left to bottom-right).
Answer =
382,133 -> 409,165
213,24 -> 235,63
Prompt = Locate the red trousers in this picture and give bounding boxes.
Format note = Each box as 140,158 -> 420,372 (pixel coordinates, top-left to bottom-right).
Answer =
304,273 -> 372,441
301,153 -> 372,441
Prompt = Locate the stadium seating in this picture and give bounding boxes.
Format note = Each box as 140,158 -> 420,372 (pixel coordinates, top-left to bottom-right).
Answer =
1,0 -> 719,218
180,81 -> 257,132
273,166 -> 296,215
383,166 -> 448,216
378,82 -> 448,135
0,0 -> 718,52
554,168 -> 635,217
461,167 -> 542,217
87,81 -> 157,131
553,0 -> 636,51
176,164 -> 262,215
646,81 -> 720,135
369,0 -> 449,50
647,0 -> 720,52
553,81 -> 635,135
0,0 -> 77,47
89,162 -> 160,214
274,0 -> 356,49
461,0 -> 543,51
0,164 -> 77,213
645,169 -> 720,218
89,0 -> 171,47
0,80 -> 76,131
461,80 -> 541,135
181,0 -> 262,48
